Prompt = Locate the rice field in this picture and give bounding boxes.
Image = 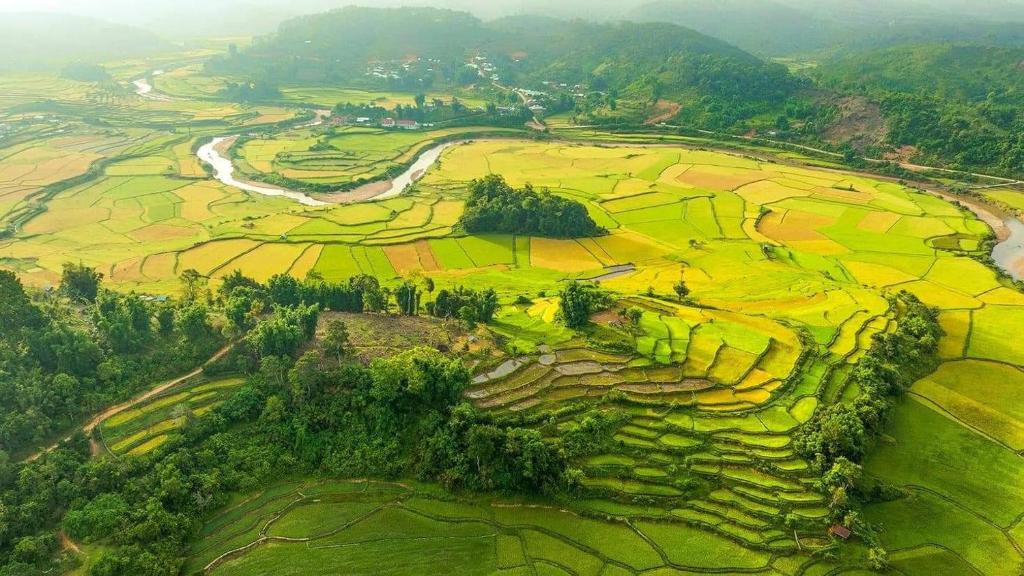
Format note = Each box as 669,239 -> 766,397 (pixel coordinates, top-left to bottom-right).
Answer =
98,377 -> 246,456
4,70 -> 1024,574
189,479 -> 779,576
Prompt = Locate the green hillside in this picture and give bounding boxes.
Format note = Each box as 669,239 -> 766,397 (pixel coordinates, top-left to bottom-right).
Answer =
0,13 -> 170,71
210,6 -> 801,128
816,44 -> 1024,173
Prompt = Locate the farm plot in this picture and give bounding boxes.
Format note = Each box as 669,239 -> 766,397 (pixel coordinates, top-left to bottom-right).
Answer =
4,97 -> 1024,575
0,129 -> 152,229
99,377 -> 245,456
193,479 -> 790,576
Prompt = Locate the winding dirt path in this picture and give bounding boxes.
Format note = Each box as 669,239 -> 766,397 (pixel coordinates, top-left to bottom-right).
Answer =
60,531 -> 82,555
23,343 -> 234,463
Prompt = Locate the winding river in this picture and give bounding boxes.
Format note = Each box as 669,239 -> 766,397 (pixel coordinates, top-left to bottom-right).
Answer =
930,188 -> 1024,281
196,136 -> 460,206
132,72 -> 171,101
132,78 -> 153,96
992,217 -> 1024,281
197,137 -> 329,207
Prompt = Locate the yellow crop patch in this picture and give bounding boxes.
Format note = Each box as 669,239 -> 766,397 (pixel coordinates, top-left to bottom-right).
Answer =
530,238 -> 603,273
213,242 -> 309,282
178,239 -> 261,276
857,211 -> 901,233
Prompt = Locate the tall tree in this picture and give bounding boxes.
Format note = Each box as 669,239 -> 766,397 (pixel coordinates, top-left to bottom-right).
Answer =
61,262 -> 102,302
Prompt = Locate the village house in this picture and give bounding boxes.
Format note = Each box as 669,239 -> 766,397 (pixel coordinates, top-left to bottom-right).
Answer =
381,117 -> 397,128
396,119 -> 420,130
828,525 -> 852,540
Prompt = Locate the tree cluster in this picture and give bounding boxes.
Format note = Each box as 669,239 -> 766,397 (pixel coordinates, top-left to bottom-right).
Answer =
217,80 -> 281,103
459,175 -> 605,239
0,267 -> 222,454
0,339 -> 578,575
427,286 -> 498,326
559,281 -> 611,329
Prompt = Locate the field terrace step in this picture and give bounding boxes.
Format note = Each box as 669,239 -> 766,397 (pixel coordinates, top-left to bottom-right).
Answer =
477,375 -> 556,409
471,356 -> 532,385
554,347 -> 633,364
466,362 -> 552,399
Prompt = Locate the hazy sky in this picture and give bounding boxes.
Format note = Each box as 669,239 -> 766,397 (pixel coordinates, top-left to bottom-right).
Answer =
2,0 -> 1023,37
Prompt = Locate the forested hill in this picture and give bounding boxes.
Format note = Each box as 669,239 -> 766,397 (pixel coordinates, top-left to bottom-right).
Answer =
625,0 -> 839,56
0,13 -> 170,71
487,16 -> 798,104
626,0 -> 1024,57
211,6 -> 800,110
817,44 -> 1024,104
815,44 -> 1024,174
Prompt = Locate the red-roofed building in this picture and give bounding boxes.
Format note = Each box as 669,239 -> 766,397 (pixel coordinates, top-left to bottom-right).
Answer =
396,120 -> 420,130
381,117 -> 396,128
829,525 -> 852,540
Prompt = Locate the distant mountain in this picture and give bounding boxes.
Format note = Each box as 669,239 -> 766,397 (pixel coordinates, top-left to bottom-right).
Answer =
627,0 -> 1024,56
625,0 -> 839,56
776,0 -> 1024,25
217,7 -> 798,110
2,0 -> 648,37
0,13 -> 170,71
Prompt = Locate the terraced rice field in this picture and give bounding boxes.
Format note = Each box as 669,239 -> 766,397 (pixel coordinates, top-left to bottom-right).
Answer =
175,139 -> 1024,573
98,377 -> 246,456
190,479 -> 778,576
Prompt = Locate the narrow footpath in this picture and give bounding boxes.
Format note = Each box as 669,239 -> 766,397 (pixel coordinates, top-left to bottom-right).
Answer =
23,343 -> 234,463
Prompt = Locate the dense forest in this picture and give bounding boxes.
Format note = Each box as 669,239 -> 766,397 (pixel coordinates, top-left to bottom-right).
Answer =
458,175 -> 606,238
0,267 -> 223,455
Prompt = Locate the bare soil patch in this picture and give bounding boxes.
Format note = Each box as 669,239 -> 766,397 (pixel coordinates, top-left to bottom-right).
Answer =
822,95 -> 888,151
884,145 -> 919,163
323,180 -> 391,203
316,312 -> 493,363
645,99 -> 682,125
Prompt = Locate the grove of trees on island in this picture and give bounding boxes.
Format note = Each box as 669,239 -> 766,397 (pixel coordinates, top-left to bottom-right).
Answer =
458,174 -> 606,238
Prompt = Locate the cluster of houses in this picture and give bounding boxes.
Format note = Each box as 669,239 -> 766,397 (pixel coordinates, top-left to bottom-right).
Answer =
515,88 -> 549,114
541,81 -> 589,99
366,57 -> 440,82
329,115 -> 428,130
467,55 -> 499,82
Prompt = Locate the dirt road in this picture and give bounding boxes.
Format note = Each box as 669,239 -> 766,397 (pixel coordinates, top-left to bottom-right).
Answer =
23,343 -> 234,463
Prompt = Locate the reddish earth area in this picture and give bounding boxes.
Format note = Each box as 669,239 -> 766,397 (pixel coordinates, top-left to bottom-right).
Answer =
884,145 -> 919,163
645,99 -> 682,125
823,95 -> 888,151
